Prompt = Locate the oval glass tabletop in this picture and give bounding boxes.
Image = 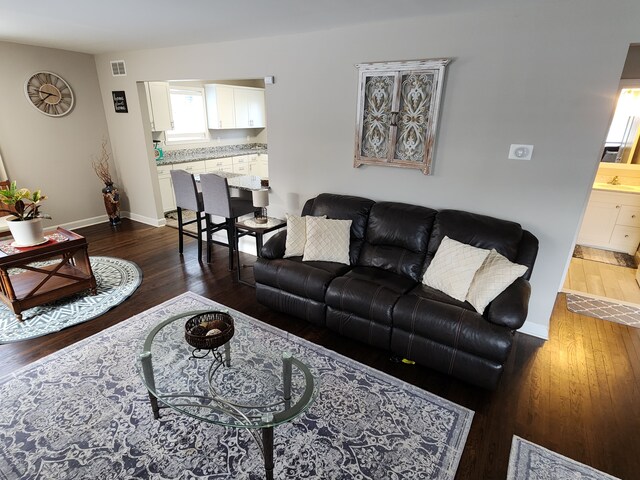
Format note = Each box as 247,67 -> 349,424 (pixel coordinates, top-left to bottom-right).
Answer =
137,310 -> 317,430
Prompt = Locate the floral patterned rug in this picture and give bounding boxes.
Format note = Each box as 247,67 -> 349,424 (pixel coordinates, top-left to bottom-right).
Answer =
507,436 -> 620,480
0,256 -> 142,343
0,292 -> 473,479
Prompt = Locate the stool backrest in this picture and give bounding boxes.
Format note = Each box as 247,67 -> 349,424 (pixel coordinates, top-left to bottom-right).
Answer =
170,170 -> 201,211
200,173 -> 232,218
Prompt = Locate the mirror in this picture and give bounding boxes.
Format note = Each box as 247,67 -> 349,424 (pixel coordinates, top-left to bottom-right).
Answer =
601,87 -> 640,164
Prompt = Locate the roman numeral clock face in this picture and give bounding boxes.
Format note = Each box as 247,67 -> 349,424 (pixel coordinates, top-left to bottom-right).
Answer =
24,71 -> 74,117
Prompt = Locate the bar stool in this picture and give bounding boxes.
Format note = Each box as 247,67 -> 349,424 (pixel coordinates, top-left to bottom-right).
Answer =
199,173 -> 258,269
169,169 -> 206,260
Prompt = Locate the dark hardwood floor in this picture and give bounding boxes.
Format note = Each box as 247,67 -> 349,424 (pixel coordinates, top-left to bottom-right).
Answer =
1,219 -> 638,479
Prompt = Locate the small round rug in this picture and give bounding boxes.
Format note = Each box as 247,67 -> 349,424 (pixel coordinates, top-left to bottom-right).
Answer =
0,256 -> 142,344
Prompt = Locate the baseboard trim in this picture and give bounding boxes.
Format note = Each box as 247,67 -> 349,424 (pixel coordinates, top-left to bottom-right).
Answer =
55,215 -> 110,231
122,211 -> 165,227
518,321 -> 549,340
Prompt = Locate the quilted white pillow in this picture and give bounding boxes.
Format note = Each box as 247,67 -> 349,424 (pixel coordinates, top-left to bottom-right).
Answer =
302,217 -> 352,265
284,214 -> 307,258
466,249 -> 528,314
422,236 -> 490,302
284,214 -> 327,258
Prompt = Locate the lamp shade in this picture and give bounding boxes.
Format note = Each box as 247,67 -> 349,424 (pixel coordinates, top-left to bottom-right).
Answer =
252,189 -> 269,208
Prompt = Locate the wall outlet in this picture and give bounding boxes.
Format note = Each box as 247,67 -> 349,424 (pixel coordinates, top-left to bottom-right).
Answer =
508,144 -> 534,160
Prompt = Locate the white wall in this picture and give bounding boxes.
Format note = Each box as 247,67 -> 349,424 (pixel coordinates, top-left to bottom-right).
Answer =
94,1 -> 640,338
0,41 -> 112,228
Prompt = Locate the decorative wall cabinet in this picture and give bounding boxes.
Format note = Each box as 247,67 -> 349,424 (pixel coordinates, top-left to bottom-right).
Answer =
354,59 -> 450,175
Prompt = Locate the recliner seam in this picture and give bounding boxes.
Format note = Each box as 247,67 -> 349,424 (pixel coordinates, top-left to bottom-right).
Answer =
407,297 -> 423,358
448,309 -> 465,374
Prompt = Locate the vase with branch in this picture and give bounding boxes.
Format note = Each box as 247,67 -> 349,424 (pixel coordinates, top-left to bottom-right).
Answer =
92,139 -> 121,225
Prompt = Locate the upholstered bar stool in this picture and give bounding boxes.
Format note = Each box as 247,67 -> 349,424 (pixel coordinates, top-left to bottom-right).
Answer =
199,173 -> 258,269
170,169 -> 206,260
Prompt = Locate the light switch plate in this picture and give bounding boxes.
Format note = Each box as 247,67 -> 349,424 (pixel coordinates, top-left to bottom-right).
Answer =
509,144 -> 534,160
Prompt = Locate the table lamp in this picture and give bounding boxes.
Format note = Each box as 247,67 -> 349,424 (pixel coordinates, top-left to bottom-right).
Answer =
252,189 -> 269,224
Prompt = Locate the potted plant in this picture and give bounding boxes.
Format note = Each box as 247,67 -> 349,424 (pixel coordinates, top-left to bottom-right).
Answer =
0,181 -> 51,246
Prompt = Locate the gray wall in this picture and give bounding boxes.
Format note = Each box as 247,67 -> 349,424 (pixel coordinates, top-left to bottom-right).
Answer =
94,1 -> 640,338
0,41 -> 112,228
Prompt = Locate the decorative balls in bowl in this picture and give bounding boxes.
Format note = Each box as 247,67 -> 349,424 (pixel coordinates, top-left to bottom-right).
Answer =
184,311 -> 234,350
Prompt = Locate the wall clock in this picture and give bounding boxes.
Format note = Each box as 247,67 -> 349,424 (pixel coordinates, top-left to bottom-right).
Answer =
24,71 -> 74,117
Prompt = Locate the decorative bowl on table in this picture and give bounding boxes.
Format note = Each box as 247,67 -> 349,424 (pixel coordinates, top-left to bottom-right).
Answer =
184,312 -> 234,349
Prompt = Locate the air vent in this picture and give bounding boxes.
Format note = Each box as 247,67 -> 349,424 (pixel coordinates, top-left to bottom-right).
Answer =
110,60 -> 126,77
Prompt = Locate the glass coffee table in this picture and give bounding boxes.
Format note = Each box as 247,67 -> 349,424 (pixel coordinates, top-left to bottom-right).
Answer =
138,310 -> 316,480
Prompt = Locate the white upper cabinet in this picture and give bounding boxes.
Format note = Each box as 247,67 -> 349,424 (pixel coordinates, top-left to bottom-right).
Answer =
205,84 -> 265,130
205,84 -> 236,129
145,82 -> 174,131
234,88 -> 266,128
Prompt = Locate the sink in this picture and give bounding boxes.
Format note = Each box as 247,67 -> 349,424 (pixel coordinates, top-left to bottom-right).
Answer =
593,182 -> 640,192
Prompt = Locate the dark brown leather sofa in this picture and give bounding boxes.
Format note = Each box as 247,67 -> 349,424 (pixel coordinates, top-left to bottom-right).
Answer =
254,194 -> 538,389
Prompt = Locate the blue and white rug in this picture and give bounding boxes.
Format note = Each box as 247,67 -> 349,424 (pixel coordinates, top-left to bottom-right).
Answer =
566,293 -> 640,329
507,436 -> 620,480
0,292 -> 473,479
0,256 -> 142,343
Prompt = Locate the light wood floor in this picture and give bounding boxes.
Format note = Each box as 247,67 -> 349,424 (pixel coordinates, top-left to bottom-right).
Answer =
562,256 -> 640,304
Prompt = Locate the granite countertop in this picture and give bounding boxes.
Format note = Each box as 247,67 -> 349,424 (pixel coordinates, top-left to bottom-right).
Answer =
157,143 -> 267,166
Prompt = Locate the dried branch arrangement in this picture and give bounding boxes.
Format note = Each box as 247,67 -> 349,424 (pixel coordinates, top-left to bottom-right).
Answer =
92,139 -> 113,185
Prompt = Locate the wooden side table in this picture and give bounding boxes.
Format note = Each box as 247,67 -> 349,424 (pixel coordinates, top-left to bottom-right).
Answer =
0,227 -> 97,321
234,217 -> 286,286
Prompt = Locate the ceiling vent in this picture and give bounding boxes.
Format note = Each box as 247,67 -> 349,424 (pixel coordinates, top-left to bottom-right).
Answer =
110,60 -> 127,77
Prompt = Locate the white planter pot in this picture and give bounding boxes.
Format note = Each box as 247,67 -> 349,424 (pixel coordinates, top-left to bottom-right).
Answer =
7,218 -> 45,246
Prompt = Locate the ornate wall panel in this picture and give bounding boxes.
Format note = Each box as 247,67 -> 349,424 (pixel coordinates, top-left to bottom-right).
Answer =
354,59 -> 450,175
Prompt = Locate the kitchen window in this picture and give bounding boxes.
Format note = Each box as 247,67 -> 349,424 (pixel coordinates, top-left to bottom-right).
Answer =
165,87 -> 209,143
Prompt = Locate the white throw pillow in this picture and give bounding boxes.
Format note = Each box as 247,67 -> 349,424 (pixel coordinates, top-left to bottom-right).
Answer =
466,249 -> 528,314
284,214 -> 327,258
302,217 -> 352,265
422,236 -> 490,302
284,214 -> 307,258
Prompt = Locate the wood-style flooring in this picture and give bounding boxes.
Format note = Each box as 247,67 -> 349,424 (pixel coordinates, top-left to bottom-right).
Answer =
563,256 -> 640,305
1,219 -> 638,480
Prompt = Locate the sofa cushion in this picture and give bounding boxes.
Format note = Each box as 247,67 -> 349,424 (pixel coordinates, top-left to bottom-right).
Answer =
254,257 -> 351,303
357,202 -> 437,282
392,295 -> 514,363
466,249 -> 528,314
307,193 -> 375,264
426,210 -> 523,271
422,236 -> 490,302
325,272 -> 408,327
407,283 -> 475,310
302,217 -> 352,264
343,266 -> 417,294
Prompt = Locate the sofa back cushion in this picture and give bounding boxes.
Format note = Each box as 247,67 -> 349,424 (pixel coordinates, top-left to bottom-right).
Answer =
307,193 -> 375,264
358,202 -> 437,282
425,210 -> 524,273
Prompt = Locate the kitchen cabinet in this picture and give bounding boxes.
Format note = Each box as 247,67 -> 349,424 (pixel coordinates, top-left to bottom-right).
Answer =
232,155 -> 250,175
249,153 -> 269,178
205,85 -> 236,129
577,190 -> 640,254
205,84 -> 265,130
234,88 -> 266,128
206,157 -> 234,173
145,82 -> 174,132
157,165 -> 175,212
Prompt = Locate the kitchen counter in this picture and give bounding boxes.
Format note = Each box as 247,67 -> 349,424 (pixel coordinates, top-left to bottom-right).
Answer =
157,143 -> 267,166
196,172 -> 266,191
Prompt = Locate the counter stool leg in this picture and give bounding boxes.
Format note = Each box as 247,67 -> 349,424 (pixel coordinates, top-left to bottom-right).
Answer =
262,426 -> 274,480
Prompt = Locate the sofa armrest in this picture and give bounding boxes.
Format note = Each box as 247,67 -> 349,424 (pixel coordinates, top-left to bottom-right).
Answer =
485,277 -> 531,330
260,230 -> 287,259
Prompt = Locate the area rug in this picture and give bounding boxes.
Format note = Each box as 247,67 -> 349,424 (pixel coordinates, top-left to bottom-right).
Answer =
165,209 -> 200,233
573,245 -> 636,268
566,293 -> 640,328
0,256 -> 142,343
0,291 -> 473,479
507,436 -> 620,479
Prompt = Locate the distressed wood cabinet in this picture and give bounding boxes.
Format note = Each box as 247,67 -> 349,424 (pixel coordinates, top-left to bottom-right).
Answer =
354,59 -> 450,175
